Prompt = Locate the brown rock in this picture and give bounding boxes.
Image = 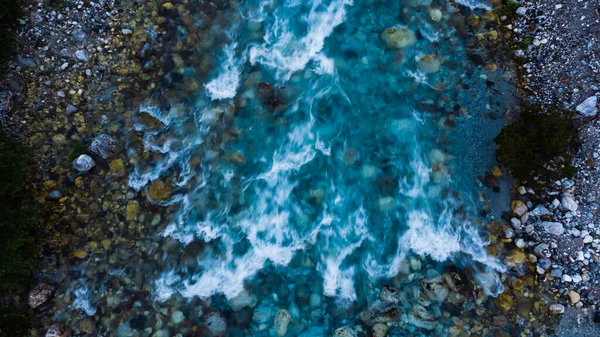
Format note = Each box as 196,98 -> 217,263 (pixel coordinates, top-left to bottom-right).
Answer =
79,317 -> 96,334
568,290 -> 580,304
148,179 -> 172,201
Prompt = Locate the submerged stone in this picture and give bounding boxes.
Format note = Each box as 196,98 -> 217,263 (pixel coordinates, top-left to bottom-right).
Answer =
273,309 -> 292,337
407,304 -> 435,330
418,55 -> 442,73
381,25 -> 416,49
148,179 -> 172,201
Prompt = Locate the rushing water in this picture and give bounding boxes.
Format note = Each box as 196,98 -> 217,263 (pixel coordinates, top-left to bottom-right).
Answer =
61,0 -> 518,336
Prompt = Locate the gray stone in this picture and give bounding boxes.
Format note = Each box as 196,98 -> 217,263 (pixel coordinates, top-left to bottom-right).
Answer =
171,310 -> 184,324
28,283 -> 55,308
75,49 -> 89,62
516,7 -> 527,16
66,105 -> 78,113
532,205 -> 550,216
89,134 -> 117,159
48,190 -> 62,200
204,311 -> 227,337
543,221 -> 565,235
561,195 -> 578,212
575,95 -> 597,117
73,154 -> 96,172
407,304 -> 435,330
534,243 -> 549,257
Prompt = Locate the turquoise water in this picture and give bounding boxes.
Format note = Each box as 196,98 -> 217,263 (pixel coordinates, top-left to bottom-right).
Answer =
64,0 -> 517,335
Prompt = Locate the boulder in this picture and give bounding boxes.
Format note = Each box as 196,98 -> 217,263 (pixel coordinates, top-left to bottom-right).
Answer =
89,134 -> 117,159
28,283 -> 55,309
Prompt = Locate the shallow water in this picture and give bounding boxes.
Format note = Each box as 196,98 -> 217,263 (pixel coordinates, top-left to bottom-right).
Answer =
47,0 -> 520,336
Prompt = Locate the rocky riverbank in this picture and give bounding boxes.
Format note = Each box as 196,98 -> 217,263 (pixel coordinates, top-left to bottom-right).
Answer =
497,0 -> 600,334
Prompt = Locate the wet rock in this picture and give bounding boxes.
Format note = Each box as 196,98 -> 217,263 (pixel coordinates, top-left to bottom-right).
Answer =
45,322 -> 66,337
89,134 -> 117,159
466,14 -> 480,28
73,154 -> 96,172
380,285 -> 400,304
204,311 -> 227,337
568,290 -> 580,304
333,326 -> 358,337
575,95 -> 597,117
172,310 -> 184,324
504,249 -> 527,268
428,9 -> 442,23
543,221 -> 565,236
381,25 -> 416,49
273,309 -> 291,337
443,272 -> 464,292
406,304 -> 435,330
372,323 -> 389,337
418,55 -> 441,73
549,303 -> 565,314
495,294 -> 514,314
421,275 -> 448,302
148,179 -> 172,201
253,301 -> 274,324
229,287 -> 257,311
28,283 -> 55,309
359,300 -> 402,326
79,318 -> 95,334
511,200 -> 528,216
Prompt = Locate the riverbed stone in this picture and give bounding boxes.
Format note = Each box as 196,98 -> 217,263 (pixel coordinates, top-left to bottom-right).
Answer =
407,304 -> 435,330
421,275 -> 448,302
372,323 -> 389,337
28,283 -> 55,309
229,287 -> 257,311
381,25 -> 416,49
148,179 -> 172,201
273,309 -> 291,337
561,195 -> 578,212
333,326 -> 358,337
549,304 -> 565,314
45,322 -> 66,337
543,221 -> 565,235
79,318 -> 96,334
568,290 -> 580,304
89,134 -> 117,159
575,95 -> 597,117
511,200 -> 528,216
204,311 -> 227,337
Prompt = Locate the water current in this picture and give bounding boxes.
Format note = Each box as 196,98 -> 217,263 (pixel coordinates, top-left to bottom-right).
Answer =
66,0 -> 519,335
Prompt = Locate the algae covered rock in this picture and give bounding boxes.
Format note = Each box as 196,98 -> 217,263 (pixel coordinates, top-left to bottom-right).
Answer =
148,179 -> 172,201
381,25 -> 416,49
418,54 -> 442,73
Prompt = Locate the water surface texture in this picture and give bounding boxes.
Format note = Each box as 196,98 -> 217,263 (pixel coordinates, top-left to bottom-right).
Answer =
70,0 -> 517,335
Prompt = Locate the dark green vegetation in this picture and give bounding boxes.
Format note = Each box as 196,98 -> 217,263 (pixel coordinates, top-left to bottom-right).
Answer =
495,105 -> 577,185
0,133 -> 39,337
68,141 -> 89,161
0,0 -> 23,74
495,0 -> 520,21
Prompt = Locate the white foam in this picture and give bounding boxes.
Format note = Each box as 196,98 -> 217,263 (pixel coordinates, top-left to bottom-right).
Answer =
248,0 -> 352,80
455,0 -> 492,11
73,287 -> 96,316
205,43 -> 242,100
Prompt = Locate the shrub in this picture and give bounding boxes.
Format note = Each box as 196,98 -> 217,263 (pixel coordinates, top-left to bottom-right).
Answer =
0,133 -> 39,291
0,0 -> 23,73
494,105 -> 577,184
